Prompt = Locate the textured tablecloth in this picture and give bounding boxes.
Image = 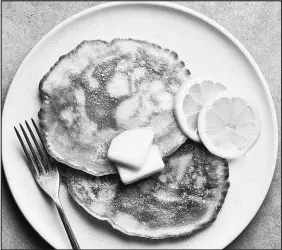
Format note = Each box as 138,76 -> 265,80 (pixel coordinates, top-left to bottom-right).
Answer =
1,1 -> 281,249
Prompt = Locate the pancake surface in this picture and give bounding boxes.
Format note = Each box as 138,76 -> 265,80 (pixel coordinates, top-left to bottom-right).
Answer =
65,140 -> 229,239
39,39 -> 190,176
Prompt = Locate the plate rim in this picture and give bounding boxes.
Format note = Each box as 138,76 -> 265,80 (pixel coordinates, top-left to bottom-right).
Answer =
2,1 -> 278,249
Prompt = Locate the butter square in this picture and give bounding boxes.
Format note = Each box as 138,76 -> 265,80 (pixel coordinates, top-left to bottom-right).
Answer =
117,145 -> 164,185
107,128 -> 154,170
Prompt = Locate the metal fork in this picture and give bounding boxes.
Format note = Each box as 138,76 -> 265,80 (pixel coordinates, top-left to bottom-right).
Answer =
14,119 -> 80,249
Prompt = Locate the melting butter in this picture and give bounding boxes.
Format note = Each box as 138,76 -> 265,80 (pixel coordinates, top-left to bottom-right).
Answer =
117,145 -> 164,185
107,128 -> 164,184
107,128 -> 154,170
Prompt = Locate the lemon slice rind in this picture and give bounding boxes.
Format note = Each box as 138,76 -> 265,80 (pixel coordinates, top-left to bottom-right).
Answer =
174,81 -> 201,142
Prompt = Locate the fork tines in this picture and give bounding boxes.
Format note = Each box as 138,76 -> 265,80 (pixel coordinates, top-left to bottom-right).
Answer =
14,119 -> 54,176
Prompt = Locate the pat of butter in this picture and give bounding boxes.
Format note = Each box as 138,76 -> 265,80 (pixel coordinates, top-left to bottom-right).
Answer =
117,145 -> 164,185
107,128 -> 154,170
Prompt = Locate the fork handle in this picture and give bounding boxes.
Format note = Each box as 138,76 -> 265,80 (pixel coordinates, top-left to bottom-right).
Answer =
55,203 -> 81,249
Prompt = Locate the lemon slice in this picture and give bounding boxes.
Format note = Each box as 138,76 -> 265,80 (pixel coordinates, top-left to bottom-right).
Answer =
198,91 -> 261,159
173,77 -> 227,142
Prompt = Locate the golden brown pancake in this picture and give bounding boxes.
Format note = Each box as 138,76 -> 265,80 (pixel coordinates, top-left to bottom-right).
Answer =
64,140 -> 229,239
39,39 -> 191,176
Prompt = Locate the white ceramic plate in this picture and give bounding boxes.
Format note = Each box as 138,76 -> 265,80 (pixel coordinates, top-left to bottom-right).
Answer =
2,2 -> 278,249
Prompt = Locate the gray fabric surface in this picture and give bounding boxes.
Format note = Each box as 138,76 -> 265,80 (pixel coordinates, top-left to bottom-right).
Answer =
1,1 -> 281,249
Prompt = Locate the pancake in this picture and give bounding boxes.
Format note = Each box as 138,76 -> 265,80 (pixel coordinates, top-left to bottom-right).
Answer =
39,38 -> 191,176
65,140 -> 229,239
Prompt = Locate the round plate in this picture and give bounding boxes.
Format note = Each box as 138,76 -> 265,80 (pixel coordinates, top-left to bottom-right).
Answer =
2,2 -> 278,249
